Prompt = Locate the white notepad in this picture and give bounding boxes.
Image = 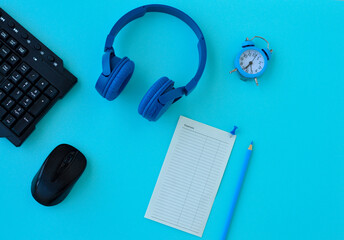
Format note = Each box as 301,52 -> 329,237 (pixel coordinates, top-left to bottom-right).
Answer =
145,116 -> 237,237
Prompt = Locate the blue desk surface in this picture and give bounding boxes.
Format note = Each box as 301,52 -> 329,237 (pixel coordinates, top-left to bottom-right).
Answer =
1,0 -> 343,239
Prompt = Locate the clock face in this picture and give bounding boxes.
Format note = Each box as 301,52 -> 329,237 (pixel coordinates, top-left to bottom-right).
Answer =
239,49 -> 265,75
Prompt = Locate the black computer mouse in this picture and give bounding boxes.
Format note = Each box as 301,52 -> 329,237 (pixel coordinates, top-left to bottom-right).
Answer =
31,144 -> 87,206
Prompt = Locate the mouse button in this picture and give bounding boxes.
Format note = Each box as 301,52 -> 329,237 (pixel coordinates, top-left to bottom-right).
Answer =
43,156 -> 63,180
53,152 -> 77,180
47,146 -> 68,165
57,154 -> 86,182
35,161 -> 52,182
66,150 -> 86,169
73,153 -> 87,173
44,149 -> 72,182
62,151 -> 78,165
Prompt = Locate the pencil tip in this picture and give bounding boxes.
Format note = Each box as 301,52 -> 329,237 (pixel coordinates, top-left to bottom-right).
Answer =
251,141 -> 253,145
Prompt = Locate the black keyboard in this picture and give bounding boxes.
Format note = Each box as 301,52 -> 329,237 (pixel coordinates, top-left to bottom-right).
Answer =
0,9 -> 77,147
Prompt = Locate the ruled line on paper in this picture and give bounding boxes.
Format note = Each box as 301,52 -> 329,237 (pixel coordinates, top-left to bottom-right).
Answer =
145,116 -> 236,237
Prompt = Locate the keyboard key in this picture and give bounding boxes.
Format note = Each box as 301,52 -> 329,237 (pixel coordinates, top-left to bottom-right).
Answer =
18,79 -> 31,92
29,95 -> 49,116
9,71 -> 22,83
8,21 -> 15,29
44,86 -> 58,99
17,62 -> 31,75
0,106 -> 6,119
16,45 -> 27,57
1,80 -> 14,93
0,90 -> 5,101
11,105 -> 24,118
21,32 -> 28,39
0,62 -> 11,75
10,88 -> 23,101
2,97 -> 15,110
34,43 -> 41,50
3,114 -> 15,127
36,78 -> 48,91
28,87 -> 40,100
20,96 -> 32,109
0,30 -> 9,40
47,55 -> 55,62
7,38 -> 18,49
12,113 -> 33,136
7,53 -> 19,66
0,45 -> 10,58
27,70 -> 40,83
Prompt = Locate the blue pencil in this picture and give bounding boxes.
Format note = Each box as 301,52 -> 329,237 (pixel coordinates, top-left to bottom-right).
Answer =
221,141 -> 253,240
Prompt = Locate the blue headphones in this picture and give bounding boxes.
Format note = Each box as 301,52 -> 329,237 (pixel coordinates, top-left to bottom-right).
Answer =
95,4 -> 207,121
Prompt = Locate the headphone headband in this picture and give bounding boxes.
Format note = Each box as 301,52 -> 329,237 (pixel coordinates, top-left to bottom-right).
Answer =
104,4 -> 207,98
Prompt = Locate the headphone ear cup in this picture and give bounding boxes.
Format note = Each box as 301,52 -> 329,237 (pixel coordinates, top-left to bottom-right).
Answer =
138,77 -> 174,121
96,57 -> 135,101
105,57 -> 135,100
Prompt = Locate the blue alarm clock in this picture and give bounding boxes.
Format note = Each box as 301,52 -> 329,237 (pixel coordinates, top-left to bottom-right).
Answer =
230,36 -> 272,86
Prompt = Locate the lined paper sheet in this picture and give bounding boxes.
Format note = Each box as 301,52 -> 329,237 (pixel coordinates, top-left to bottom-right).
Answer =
145,116 -> 236,237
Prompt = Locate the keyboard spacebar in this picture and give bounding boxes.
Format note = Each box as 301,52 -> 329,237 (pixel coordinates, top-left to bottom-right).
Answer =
28,95 -> 50,116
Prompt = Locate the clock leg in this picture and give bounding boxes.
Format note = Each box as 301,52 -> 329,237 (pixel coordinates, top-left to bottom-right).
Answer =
230,68 -> 237,74
254,77 -> 259,86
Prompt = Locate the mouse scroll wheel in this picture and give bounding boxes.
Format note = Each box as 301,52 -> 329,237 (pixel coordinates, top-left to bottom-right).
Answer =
63,151 -> 76,164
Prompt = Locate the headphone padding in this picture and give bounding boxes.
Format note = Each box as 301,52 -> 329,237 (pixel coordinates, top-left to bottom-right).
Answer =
104,57 -> 135,100
138,77 -> 173,120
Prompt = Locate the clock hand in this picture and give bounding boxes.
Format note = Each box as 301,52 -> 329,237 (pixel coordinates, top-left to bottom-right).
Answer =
244,61 -> 252,70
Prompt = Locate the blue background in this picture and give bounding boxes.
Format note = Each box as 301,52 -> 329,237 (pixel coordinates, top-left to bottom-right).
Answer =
0,0 -> 343,239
